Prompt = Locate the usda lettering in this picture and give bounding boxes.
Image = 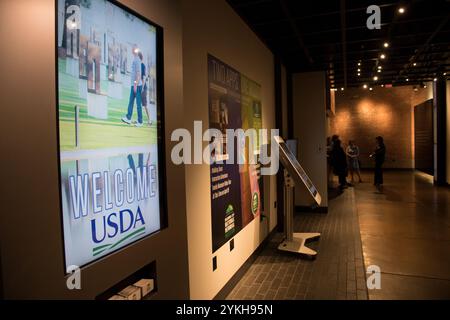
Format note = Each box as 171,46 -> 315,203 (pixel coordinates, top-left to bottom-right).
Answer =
68,165 -> 158,244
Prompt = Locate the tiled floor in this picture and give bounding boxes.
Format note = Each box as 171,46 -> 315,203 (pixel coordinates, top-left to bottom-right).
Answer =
227,186 -> 368,300
226,170 -> 450,300
355,171 -> 450,300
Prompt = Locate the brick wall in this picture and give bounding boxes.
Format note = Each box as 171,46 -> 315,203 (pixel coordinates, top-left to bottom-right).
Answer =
330,85 -> 432,169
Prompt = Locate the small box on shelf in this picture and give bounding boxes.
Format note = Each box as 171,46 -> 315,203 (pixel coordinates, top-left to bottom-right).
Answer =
134,279 -> 155,297
118,285 -> 142,300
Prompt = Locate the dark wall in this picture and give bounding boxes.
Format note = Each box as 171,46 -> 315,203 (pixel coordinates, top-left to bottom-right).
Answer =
434,78 -> 447,185
0,244 -> 3,299
0,0 -> 189,299
414,100 -> 434,175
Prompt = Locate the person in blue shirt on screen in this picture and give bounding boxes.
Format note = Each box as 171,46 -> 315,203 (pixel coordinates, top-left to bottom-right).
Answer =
122,45 -> 144,127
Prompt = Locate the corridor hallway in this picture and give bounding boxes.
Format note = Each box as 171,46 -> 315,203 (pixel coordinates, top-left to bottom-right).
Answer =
226,170 -> 450,300
355,170 -> 450,299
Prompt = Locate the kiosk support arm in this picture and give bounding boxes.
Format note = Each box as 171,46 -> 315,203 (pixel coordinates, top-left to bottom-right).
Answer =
278,170 -> 321,257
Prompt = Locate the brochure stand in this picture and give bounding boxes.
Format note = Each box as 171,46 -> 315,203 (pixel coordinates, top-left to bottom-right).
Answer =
274,137 -> 321,257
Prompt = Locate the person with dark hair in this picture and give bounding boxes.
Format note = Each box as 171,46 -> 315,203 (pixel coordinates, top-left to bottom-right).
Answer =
327,135 -> 340,185
331,139 -> 349,190
331,135 -> 339,146
370,136 -> 386,191
327,136 -> 333,184
347,140 -> 362,183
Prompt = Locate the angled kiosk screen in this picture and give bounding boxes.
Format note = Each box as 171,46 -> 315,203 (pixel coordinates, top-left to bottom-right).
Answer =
275,137 -> 322,206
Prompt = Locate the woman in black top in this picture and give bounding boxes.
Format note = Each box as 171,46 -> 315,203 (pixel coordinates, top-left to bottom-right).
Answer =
370,136 -> 386,190
331,139 -> 348,190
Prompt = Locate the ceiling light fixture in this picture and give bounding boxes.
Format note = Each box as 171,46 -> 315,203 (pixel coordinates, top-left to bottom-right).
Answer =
363,84 -> 368,89
384,42 -> 389,48
413,62 -> 417,67
380,54 -> 386,60
369,87 -> 373,91
373,76 -> 379,81
398,7 -> 405,14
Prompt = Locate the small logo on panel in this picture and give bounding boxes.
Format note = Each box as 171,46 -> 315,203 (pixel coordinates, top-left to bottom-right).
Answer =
224,205 -> 235,239
251,192 -> 259,215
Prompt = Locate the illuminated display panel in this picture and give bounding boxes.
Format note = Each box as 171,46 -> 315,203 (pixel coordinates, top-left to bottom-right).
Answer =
56,0 -> 166,270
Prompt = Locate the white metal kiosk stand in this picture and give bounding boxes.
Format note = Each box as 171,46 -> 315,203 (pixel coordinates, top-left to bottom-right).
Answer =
274,137 -> 321,257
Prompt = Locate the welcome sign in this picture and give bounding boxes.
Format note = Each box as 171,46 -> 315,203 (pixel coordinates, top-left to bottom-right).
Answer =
56,0 -> 164,269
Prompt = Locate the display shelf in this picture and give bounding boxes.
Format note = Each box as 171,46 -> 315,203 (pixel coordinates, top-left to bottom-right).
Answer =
96,261 -> 157,300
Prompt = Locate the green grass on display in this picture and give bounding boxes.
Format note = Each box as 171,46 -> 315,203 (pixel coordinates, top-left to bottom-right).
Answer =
58,58 -> 156,151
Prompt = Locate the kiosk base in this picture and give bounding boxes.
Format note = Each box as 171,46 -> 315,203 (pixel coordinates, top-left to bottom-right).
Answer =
278,233 -> 321,257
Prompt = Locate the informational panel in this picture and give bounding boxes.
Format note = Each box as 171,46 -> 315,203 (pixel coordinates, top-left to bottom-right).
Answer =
414,100 -> 434,176
57,0 -> 164,269
208,55 -> 263,253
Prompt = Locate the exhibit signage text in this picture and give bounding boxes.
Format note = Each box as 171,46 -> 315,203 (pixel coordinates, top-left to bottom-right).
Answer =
170,121 -> 280,176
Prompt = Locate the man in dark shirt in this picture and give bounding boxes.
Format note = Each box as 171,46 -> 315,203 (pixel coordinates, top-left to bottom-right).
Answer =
370,136 -> 386,191
331,139 -> 349,190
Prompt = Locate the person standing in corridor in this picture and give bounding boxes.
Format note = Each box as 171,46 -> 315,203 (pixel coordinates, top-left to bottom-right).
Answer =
370,136 -> 386,191
331,139 -> 349,190
347,140 -> 363,183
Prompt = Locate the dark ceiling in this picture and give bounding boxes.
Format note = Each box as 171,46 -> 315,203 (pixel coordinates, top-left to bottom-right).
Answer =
227,0 -> 450,88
